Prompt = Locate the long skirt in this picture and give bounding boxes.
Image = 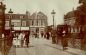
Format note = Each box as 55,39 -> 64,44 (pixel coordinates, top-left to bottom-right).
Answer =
61,38 -> 68,47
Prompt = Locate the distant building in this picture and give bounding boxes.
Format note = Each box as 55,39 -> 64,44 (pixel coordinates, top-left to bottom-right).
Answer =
29,11 -> 48,34
5,9 -> 48,34
5,9 -> 29,32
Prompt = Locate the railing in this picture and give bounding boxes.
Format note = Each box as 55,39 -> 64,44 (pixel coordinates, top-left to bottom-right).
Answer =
68,33 -> 86,50
54,33 -> 86,50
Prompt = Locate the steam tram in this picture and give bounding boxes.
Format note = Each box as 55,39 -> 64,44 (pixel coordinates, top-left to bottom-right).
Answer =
57,25 -> 69,36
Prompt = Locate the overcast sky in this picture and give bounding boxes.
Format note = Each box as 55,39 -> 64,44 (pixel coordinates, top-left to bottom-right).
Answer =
3,0 -> 79,25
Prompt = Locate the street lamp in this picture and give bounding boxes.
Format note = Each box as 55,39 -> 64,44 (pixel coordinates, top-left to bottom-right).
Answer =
8,9 -> 13,32
51,10 -> 56,27
51,10 -> 56,44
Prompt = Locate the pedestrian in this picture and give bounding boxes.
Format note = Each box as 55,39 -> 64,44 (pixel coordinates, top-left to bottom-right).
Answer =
37,32 -> 39,38
41,31 -> 44,38
7,32 -> 14,47
51,29 -> 56,44
79,28 -> 85,49
35,32 -> 37,38
61,29 -> 68,50
21,32 -> 25,47
46,31 -> 50,39
44,32 -> 46,38
56,29 -> 60,44
24,31 -> 30,47
13,33 -> 19,47
18,32 -> 24,47
16,33 -> 20,47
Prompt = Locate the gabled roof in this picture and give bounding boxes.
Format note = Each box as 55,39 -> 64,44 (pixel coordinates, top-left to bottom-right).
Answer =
30,13 -> 36,19
37,11 -> 47,19
30,12 -> 47,19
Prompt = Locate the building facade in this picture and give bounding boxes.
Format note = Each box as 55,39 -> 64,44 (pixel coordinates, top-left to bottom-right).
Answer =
5,10 -> 29,33
64,0 -> 86,34
64,10 -> 80,34
64,0 -> 86,49
29,11 -> 48,34
5,10 -> 48,34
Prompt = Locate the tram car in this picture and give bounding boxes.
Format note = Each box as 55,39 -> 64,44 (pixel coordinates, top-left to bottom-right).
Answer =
57,25 -> 70,38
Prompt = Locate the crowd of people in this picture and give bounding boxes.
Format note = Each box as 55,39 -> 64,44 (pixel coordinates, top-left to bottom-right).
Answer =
13,31 -> 30,47
3,28 -> 69,50
32,28 -> 69,50
3,31 -> 30,48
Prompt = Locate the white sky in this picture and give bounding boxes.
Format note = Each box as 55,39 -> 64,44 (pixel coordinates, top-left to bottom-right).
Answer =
2,0 -> 79,25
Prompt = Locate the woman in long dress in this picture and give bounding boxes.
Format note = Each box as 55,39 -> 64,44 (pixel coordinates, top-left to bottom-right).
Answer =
13,33 -> 20,47
18,32 -> 25,47
61,30 -> 68,50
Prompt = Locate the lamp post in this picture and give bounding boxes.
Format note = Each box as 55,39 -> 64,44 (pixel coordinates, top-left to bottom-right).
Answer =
51,10 -> 56,44
8,9 -> 13,32
51,10 -> 56,27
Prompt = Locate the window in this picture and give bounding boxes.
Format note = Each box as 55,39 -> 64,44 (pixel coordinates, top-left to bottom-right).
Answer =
32,20 -> 34,25
5,21 -> 9,27
26,21 -> 29,26
41,20 -> 43,25
22,21 -> 26,26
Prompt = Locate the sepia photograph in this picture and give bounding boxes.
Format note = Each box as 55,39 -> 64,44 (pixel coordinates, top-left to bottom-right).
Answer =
0,0 -> 86,55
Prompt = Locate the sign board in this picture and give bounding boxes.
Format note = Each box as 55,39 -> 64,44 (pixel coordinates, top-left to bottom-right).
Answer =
13,27 -> 30,30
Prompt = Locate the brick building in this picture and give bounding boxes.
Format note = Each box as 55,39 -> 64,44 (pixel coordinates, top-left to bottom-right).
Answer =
64,0 -> 86,49
64,0 -> 86,34
5,9 -> 48,34
5,9 -> 29,33
64,10 -> 80,34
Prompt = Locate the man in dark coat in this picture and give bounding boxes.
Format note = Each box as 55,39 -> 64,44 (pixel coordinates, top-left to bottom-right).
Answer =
61,27 -> 68,50
24,31 -> 30,47
46,31 -> 50,39
41,31 -> 44,38
51,29 -> 56,44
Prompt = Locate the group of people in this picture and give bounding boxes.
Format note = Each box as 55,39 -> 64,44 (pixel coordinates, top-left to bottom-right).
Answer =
31,31 -> 51,40
39,29 -> 69,50
40,31 -> 51,39
13,31 -> 30,47
51,26 -> 69,50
